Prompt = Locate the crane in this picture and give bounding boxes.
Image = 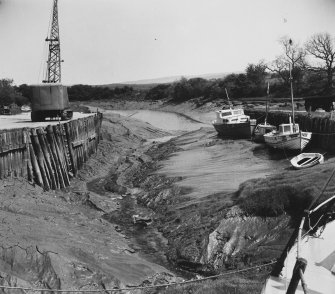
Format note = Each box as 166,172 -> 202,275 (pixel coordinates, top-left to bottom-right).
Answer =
43,0 -> 62,83
30,0 -> 72,122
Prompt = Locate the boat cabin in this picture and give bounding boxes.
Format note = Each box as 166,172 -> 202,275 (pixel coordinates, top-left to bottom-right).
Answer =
214,108 -> 250,124
278,122 -> 299,134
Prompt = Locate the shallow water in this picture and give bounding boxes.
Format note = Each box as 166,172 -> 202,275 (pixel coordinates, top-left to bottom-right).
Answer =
110,109 -> 209,132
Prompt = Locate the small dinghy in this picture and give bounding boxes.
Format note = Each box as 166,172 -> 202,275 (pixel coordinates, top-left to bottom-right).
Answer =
290,152 -> 324,169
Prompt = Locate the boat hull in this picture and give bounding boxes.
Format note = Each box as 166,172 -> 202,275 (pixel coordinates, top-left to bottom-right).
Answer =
262,220 -> 335,294
264,132 -> 312,151
290,153 -> 324,169
212,122 -> 252,138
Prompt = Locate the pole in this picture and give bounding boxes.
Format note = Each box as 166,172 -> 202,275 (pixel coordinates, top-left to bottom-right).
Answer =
225,88 -> 232,109
289,61 -> 295,129
266,82 -> 269,124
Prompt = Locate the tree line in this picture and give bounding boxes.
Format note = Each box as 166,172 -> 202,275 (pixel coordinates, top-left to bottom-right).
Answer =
146,33 -> 335,102
1,32 -> 334,105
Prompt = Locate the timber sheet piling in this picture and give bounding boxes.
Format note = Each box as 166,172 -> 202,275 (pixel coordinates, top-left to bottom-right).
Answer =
0,113 -> 103,190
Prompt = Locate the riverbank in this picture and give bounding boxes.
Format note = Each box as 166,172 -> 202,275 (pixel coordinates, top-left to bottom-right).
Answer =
1,100 -> 335,293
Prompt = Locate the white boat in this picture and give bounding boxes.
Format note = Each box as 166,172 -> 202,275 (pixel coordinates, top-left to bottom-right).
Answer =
212,108 -> 255,138
262,195 -> 335,294
290,152 -> 324,169
264,64 -> 312,151
212,89 -> 256,138
264,118 -> 312,151
253,122 -> 277,143
253,83 -> 277,143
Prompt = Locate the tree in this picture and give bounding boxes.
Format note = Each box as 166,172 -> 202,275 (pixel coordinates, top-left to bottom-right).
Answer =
246,61 -> 267,96
267,37 -> 307,91
305,32 -> 335,91
0,79 -> 16,105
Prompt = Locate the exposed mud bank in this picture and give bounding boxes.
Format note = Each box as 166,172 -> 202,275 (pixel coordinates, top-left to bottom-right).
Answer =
92,106 -> 335,280
0,112 -> 180,291
2,103 -> 334,292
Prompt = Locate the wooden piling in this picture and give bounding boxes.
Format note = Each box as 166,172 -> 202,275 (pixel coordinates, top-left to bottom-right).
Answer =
31,128 -> 50,190
64,121 -> 78,176
0,114 -> 102,189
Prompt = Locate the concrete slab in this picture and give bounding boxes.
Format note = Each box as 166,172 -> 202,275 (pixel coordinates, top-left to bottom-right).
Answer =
0,112 -> 95,130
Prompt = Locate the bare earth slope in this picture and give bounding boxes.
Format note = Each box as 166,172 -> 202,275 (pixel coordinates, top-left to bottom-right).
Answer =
0,112 -> 176,290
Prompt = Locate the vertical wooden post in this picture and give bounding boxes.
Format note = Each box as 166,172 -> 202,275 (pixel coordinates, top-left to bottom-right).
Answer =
286,258 -> 307,294
64,122 -> 77,176
37,128 -> 58,189
31,128 -> 50,190
24,129 -> 34,183
46,125 -> 66,189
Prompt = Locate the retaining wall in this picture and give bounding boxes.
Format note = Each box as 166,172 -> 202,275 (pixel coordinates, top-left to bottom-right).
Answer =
0,113 -> 103,190
246,110 -> 335,152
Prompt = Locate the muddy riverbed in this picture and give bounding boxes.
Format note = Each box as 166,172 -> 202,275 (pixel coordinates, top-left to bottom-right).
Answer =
1,103 -> 333,292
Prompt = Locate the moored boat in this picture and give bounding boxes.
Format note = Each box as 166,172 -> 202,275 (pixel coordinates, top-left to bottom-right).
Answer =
212,88 -> 255,138
290,152 -> 324,169
263,57 -> 312,151
263,118 -> 312,151
212,108 -> 255,138
253,82 -> 276,143
261,195 -> 335,294
253,122 -> 277,143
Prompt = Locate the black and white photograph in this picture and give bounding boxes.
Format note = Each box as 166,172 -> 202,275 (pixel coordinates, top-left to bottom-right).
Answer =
1,0 -> 335,293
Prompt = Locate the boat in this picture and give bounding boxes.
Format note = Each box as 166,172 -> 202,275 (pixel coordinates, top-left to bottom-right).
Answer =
253,123 -> 277,143
261,195 -> 335,294
263,118 -> 312,151
290,152 -> 324,169
264,63 -> 312,151
253,82 -> 277,143
212,89 -> 256,138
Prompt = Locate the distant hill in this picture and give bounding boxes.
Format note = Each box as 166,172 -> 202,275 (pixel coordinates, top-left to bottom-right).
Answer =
99,72 -> 238,90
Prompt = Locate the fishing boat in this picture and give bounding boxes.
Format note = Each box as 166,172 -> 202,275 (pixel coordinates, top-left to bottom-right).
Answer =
290,152 -> 324,169
212,89 -> 256,138
261,195 -> 335,294
264,63 -> 312,151
253,123 -> 277,143
253,82 -> 277,143
263,118 -> 312,151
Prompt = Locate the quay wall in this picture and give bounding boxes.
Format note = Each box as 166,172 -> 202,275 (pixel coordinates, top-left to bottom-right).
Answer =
0,113 -> 103,190
246,110 -> 335,152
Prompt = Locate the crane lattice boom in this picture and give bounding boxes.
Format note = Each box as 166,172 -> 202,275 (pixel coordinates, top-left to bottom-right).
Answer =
44,0 -> 62,83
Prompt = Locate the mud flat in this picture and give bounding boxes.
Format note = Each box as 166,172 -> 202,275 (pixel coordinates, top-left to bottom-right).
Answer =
94,103 -> 335,293
1,102 -> 334,293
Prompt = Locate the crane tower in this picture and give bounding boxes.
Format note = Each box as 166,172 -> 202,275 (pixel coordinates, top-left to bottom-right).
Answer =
31,0 -> 72,122
44,0 -> 62,83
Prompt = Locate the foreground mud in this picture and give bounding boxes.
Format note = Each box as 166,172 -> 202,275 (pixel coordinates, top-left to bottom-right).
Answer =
0,112 -> 178,290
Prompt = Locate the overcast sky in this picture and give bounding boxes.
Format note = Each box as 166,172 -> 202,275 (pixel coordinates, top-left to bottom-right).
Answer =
1,0 -> 335,85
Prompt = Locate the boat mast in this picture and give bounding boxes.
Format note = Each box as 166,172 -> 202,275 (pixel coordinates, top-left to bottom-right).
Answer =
289,39 -> 295,128
225,88 -> 233,109
265,82 -> 269,125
